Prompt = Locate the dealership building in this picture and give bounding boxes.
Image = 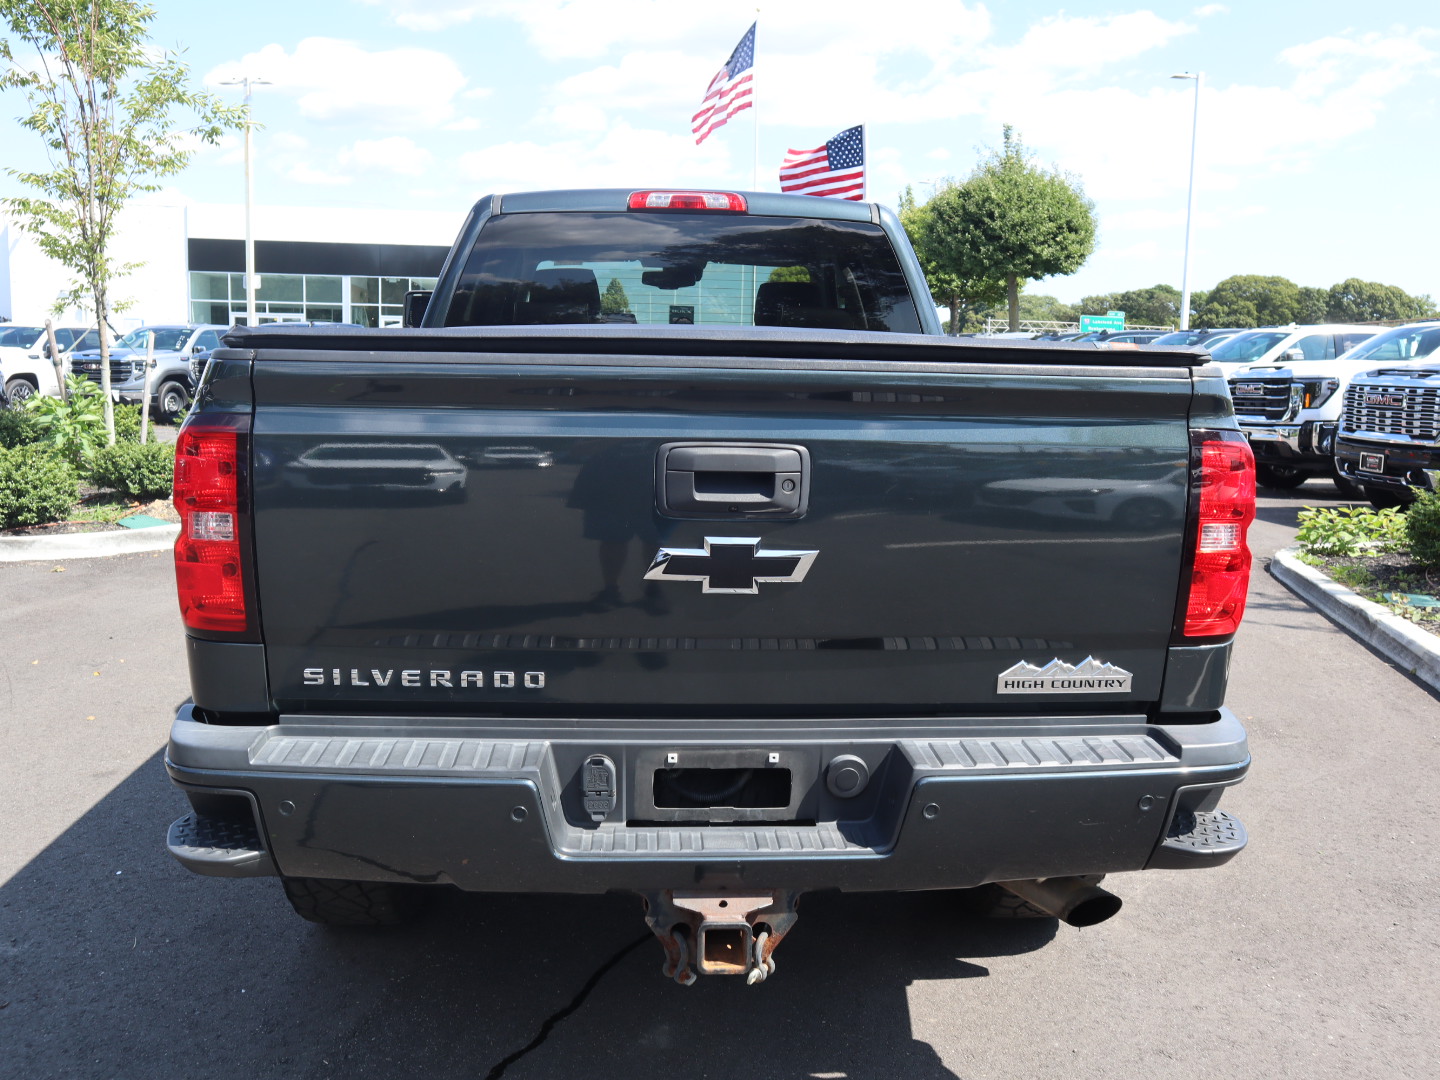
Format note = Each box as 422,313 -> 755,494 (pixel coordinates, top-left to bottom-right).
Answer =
0,199 -> 467,331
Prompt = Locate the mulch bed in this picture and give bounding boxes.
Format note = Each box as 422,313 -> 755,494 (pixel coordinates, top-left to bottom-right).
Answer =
1301,550 -> 1440,635
0,492 -> 178,538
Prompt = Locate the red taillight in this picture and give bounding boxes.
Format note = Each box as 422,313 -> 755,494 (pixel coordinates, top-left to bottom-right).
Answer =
173,417 -> 252,635
627,190 -> 747,212
1181,434 -> 1255,639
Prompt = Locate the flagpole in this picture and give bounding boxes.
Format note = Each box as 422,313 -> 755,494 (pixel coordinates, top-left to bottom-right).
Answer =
861,124 -> 867,201
752,10 -> 760,190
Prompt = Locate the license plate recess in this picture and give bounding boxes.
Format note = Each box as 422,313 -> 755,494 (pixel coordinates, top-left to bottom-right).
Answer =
634,747 -> 819,824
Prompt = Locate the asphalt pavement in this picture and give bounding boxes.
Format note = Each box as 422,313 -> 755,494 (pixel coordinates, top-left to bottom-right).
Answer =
1,479 -> 1436,1080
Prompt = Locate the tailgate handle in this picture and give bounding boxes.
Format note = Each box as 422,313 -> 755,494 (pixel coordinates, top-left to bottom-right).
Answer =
658,443 -> 809,518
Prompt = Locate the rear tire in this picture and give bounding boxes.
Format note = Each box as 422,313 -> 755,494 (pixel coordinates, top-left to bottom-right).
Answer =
1254,463 -> 1307,490
960,875 -> 1107,920
280,876 -> 427,927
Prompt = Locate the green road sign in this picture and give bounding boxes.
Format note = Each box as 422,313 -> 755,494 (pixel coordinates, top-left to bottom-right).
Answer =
1080,311 -> 1125,332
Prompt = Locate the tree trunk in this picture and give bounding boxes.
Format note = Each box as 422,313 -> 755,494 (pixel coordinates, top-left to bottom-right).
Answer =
1007,276 -> 1020,331
44,319 -> 67,401
94,287 -> 116,445
948,293 -> 960,335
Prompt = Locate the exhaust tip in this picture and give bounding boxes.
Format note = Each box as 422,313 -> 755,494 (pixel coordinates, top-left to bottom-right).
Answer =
996,877 -> 1124,927
1065,891 -> 1123,927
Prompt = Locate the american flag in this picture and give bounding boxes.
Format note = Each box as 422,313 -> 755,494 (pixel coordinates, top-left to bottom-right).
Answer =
692,23 -> 755,146
779,125 -> 866,200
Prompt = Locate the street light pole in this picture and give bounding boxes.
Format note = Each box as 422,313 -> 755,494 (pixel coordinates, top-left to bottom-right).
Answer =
1170,71 -> 1201,331
220,76 -> 271,326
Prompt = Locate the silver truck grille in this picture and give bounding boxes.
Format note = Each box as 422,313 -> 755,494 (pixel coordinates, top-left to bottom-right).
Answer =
1229,377 -> 1291,421
71,359 -> 131,384
1341,383 -> 1440,440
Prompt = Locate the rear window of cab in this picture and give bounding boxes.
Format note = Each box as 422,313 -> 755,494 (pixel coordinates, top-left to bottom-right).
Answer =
443,212 -> 923,334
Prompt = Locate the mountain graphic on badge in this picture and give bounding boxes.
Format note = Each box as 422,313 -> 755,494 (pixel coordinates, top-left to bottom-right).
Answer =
1000,656 -> 1124,679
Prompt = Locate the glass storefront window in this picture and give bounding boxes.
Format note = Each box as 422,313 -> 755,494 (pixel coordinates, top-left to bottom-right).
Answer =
191,271 -> 440,329
191,301 -> 230,324
257,274 -> 303,303
306,276 -> 342,303
190,272 -> 230,301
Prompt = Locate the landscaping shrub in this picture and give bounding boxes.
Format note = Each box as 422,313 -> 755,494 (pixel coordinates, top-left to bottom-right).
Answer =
89,441 -> 175,499
112,403 -> 158,444
26,375 -> 106,464
0,445 -> 79,528
1405,492 -> 1440,567
1295,504 -> 1408,557
0,404 -> 40,448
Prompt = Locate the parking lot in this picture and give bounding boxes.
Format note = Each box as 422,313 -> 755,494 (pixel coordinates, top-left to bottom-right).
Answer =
1,481 -> 1436,1080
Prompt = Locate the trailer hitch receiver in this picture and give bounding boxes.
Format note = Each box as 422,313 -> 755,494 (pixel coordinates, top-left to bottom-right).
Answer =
642,890 -> 800,985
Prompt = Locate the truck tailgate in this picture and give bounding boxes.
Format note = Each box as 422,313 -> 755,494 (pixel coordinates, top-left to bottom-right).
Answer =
247,346 -> 1196,716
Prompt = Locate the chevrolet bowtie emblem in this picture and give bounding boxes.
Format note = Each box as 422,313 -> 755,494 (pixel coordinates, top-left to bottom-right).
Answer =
644,536 -> 818,594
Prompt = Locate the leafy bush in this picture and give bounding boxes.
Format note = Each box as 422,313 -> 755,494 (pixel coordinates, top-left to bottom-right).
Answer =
1295,504 -> 1408,557
25,375 -> 106,464
112,403 -> 158,444
89,441 -> 175,499
0,445 -> 79,528
1405,492 -> 1440,567
0,404 -> 40,448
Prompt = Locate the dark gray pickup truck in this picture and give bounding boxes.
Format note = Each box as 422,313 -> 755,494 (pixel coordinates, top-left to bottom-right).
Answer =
166,188 -> 1255,984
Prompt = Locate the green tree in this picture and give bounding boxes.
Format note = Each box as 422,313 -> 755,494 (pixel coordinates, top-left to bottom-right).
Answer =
1325,278 -> 1438,323
972,292 -> 1077,326
0,0 -> 243,443
766,265 -> 810,283
600,277 -> 631,314
1296,285 -> 1329,324
1194,274 -> 1301,328
924,127 -> 1096,331
898,185 -> 1005,334
1079,284 -> 1181,328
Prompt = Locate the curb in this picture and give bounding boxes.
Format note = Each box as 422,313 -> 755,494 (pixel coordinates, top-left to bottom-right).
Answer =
1271,546 -> 1440,695
0,523 -> 179,563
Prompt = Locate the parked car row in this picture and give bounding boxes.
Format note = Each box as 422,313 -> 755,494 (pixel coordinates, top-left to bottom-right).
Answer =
0,322 -> 225,420
1217,321 -> 1440,503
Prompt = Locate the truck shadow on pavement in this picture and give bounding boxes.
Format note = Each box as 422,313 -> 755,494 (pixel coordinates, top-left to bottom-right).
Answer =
2,748 -> 1058,1080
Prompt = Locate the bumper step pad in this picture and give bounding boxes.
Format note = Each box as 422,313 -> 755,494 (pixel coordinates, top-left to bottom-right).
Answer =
1149,809 -> 1247,869
167,812 -> 277,878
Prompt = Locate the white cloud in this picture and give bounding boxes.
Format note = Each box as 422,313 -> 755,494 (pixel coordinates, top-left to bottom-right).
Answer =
340,136 -> 435,177
458,123 -> 731,193
360,0 -> 992,61
949,26 -> 1436,205
288,162 -> 352,186
1194,4 -> 1228,16
206,38 -> 472,130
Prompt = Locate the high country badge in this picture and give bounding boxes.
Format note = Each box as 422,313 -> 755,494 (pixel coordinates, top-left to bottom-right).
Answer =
997,657 -> 1133,694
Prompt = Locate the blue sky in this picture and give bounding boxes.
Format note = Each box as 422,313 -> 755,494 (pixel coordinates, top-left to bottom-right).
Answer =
3,0 -> 1438,304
